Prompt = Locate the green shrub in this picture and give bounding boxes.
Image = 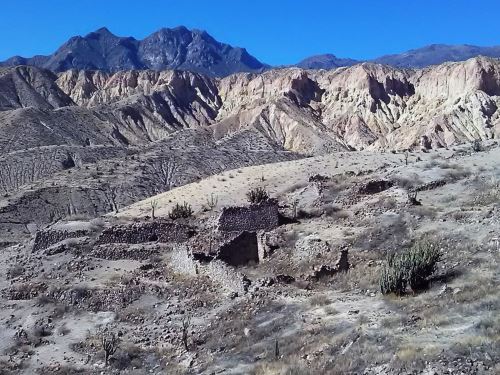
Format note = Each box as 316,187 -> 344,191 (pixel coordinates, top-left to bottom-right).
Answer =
380,239 -> 441,295
168,202 -> 193,220
403,240 -> 441,291
380,264 -> 407,296
246,187 -> 270,204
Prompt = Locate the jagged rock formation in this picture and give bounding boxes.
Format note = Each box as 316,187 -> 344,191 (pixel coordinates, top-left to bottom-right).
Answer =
2,57 -> 500,155
0,27 -> 266,77
220,56 -> 500,150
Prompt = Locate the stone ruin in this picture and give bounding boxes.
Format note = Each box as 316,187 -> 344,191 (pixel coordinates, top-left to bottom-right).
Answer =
209,232 -> 259,266
96,220 -> 196,245
217,201 -> 279,232
169,245 -> 251,294
170,222 -> 284,293
357,179 -> 394,195
33,229 -> 89,252
188,231 -> 267,267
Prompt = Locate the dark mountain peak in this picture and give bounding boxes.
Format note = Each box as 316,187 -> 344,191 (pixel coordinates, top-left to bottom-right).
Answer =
8,26 -> 500,75
297,54 -> 359,70
153,26 -> 188,35
172,25 -> 190,32
89,27 -> 115,36
0,26 -> 266,77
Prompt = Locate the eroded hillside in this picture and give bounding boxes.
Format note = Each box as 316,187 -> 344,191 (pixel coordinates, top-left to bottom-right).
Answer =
1,57 -> 499,155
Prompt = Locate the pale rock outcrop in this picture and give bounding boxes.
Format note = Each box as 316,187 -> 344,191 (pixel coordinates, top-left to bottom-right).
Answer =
3,56 -> 500,153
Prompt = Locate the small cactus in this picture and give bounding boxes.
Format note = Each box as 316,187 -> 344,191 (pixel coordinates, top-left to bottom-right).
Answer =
380,239 -> 441,295
379,262 -> 407,296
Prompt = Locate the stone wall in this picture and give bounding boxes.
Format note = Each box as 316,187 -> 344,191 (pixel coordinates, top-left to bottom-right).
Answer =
169,246 -> 198,276
90,244 -> 160,261
169,245 -> 251,294
357,180 -> 394,195
217,202 -> 279,232
203,260 -> 250,294
96,220 -> 196,245
33,229 -> 88,252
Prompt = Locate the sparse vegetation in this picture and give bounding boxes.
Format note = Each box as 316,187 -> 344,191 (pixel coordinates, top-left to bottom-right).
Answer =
246,187 -> 270,204
380,261 -> 408,296
150,199 -> 158,219
472,139 -> 483,152
181,315 -> 191,352
407,189 -> 420,205
203,193 -> 218,211
380,239 -> 441,295
100,331 -> 120,367
168,202 -> 193,220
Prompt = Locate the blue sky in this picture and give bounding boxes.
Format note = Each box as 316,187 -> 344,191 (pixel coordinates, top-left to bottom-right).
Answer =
1,0 -> 499,65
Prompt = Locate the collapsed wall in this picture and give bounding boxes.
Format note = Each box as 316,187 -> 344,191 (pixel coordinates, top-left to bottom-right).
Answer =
169,246 -> 250,294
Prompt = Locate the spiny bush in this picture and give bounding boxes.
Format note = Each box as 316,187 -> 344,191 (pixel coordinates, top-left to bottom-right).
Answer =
380,239 -> 441,295
404,240 -> 441,291
246,187 -> 270,204
168,202 -> 193,220
380,254 -> 408,295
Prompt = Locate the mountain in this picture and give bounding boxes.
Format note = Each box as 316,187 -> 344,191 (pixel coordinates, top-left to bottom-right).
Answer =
296,44 -> 500,71
4,28 -> 500,75
373,44 -> 500,68
297,54 -> 359,69
0,26 -> 267,77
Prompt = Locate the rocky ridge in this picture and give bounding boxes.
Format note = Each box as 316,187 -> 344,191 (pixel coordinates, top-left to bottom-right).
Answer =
0,27 -> 266,77
1,56 -> 499,154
